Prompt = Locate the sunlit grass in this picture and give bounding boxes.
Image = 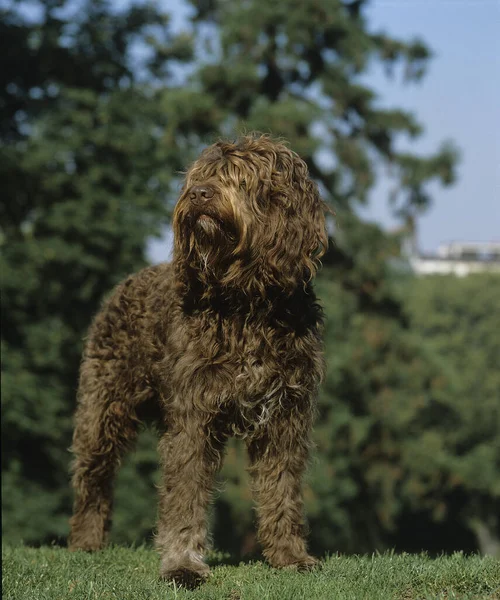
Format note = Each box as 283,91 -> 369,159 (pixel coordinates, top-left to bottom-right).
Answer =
2,545 -> 499,600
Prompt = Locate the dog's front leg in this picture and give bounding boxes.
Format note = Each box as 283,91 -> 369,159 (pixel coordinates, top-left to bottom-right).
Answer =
156,417 -> 225,588
247,407 -> 318,571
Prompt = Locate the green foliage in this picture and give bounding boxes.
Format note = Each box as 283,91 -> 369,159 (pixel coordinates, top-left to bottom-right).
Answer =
3,546 -> 499,600
304,217 -> 459,553
1,0 -> 181,543
405,275 -> 500,555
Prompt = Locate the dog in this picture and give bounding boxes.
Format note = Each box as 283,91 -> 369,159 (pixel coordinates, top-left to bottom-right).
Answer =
69,133 -> 328,587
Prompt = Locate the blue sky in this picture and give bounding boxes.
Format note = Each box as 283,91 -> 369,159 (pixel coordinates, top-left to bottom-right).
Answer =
360,0 -> 500,252
149,0 -> 499,261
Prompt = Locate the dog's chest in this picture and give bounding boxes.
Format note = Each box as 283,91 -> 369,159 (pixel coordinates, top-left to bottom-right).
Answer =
163,312 -> 321,423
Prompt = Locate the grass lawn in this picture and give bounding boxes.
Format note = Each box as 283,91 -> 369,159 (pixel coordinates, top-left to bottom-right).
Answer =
2,545 -> 499,600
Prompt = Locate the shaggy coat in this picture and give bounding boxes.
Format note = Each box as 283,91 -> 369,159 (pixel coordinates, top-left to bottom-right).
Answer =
69,134 -> 328,587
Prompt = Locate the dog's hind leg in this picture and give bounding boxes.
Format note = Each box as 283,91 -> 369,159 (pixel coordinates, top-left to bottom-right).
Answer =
68,357 -> 150,551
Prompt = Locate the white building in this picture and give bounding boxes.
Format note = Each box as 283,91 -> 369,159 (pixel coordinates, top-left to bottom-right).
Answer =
409,241 -> 500,277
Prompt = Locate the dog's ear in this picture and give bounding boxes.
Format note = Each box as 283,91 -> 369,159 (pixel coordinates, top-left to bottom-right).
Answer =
254,152 -> 328,292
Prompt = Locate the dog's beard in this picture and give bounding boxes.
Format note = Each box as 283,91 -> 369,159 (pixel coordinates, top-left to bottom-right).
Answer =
194,213 -> 224,240
177,209 -> 238,278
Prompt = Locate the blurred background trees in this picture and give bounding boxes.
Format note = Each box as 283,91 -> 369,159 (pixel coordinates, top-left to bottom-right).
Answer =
1,0 -> 178,542
2,0 -> 498,557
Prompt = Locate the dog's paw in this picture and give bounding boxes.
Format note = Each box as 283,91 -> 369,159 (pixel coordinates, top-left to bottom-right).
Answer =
68,532 -> 106,552
160,552 -> 210,589
291,554 -> 320,572
270,553 -> 320,572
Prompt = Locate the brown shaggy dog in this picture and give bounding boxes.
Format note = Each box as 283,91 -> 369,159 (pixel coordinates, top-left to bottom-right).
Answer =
69,134 -> 328,587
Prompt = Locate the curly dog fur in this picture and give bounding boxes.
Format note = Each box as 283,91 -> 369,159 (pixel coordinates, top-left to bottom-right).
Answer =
69,134 -> 328,587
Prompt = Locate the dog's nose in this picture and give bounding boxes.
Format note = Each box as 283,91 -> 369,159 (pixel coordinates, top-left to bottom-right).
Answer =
189,186 -> 214,204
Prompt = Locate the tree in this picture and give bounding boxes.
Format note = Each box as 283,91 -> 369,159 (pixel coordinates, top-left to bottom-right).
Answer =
0,0 -> 195,543
405,274 -> 500,556
307,218 -> 462,554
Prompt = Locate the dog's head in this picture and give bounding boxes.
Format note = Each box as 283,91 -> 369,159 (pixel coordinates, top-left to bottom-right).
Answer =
173,134 -> 328,296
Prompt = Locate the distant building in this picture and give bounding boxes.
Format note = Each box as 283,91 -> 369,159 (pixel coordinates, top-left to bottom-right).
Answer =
409,241 -> 500,277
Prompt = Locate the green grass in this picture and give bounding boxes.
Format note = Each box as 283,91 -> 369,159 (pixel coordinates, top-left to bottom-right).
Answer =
2,546 -> 499,600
